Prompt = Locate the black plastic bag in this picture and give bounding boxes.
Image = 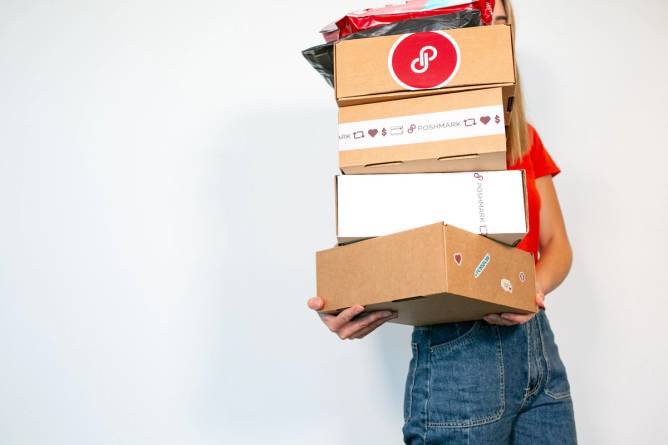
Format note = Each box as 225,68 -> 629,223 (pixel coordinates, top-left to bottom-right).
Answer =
302,9 -> 481,87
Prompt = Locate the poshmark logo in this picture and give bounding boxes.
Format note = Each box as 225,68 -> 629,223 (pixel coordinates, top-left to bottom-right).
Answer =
474,173 -> 488,235
411,46 -> 437,74
388,31 -> 461,90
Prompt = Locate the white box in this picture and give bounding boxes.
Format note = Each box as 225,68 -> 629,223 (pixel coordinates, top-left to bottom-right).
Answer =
336,171 -> 528,245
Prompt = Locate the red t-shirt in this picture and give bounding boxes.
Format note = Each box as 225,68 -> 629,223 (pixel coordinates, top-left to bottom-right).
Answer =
508,125 -> 561,261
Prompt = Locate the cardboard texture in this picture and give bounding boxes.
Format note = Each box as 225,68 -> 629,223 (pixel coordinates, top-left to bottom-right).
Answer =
334,25 -> 515,108
336,170 -> 528,245
317,223 -> 537,326
338,87 -> 507,174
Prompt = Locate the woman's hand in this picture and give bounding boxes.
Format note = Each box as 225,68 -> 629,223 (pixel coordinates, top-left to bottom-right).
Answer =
485,175 -> 572,327
307,297 -> 398,340
483,288 -> 546,326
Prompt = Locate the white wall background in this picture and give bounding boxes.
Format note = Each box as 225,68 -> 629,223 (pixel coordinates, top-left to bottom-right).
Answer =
0,0 -> 666,443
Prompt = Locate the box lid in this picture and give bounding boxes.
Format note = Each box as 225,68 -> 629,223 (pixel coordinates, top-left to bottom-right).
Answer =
334,25 -> 515,105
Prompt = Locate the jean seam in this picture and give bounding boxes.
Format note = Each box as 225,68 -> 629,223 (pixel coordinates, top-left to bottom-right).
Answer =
426,325 -> 506,429
422,328 -> 432,445
538,313 -> 572,400
404,342 -> 419,425
496,325 -> 506,419
519,323 -> 532,411
535,316 -> 547,398
544,389 -> 572,400
530,320 -> 545,399
529,354 -> 545,400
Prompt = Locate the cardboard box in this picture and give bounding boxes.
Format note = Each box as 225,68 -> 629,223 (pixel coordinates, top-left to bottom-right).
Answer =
317,222 -> 537,326
338,87 -> 507,174
334,25 -> 515,110
336,170 -> 528,246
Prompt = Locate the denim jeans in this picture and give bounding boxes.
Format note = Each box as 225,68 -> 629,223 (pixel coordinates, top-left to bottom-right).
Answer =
402,310 -> 576,444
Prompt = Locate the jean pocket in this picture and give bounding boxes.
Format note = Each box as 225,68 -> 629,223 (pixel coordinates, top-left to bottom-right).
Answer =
429,320 -> 478,350
403,342 -> 418,423
427,322 -> 505,428
539,314 -> 572,400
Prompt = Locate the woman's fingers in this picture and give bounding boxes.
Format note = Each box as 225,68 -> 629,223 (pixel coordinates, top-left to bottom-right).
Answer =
325,305 -> 366,333
485,290 -> 545,326
500,313 -> 533,324
319,313 -> 336,324
337,310 -> 396,339
311,297 -> 397,340
307,297 -> 324,311
313,290 -> 544,337
349,313 -> 398,339
484,314 -> 518,326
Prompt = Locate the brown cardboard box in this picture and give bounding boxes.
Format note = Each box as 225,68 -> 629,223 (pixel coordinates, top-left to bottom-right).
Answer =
338,88 -> 507,174
334,25 -> 515,111
316,222 -> 536,326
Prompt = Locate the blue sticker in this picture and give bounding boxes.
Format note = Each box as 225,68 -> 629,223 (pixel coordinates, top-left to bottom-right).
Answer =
473,253 -> 491,278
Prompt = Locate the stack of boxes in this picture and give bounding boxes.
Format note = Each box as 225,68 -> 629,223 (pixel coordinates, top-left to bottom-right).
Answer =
314,24 -> 538,326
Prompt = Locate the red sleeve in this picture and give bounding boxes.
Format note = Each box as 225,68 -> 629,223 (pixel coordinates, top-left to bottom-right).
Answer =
529,125 -> 561,178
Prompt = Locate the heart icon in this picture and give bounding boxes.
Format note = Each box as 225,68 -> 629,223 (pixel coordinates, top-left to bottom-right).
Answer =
368,129 -> 378,137
453,253 -> 463,266
480,116 -> 491,125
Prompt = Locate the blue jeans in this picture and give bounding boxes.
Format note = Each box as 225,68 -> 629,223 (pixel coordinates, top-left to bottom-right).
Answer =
403,310 -> 577,444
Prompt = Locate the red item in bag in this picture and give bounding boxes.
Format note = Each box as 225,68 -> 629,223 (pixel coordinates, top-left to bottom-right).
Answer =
321,0 -> 495,42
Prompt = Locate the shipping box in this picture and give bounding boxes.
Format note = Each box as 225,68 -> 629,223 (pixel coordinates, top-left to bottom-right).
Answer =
317,223 -> 537,326
338,87 -> 507,174
336,170 -> 528,245
334,25 -> 515,111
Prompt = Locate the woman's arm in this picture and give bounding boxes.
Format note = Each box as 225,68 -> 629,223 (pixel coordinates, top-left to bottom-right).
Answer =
485,175 -> 572,325
534,175 -> 573,295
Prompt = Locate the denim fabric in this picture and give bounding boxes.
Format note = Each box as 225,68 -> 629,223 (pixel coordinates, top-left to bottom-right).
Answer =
402,310 -> 576,444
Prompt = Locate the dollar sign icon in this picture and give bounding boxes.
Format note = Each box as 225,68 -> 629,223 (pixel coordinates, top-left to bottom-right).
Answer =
382,128 -> 387,136
495,115 -> 500,124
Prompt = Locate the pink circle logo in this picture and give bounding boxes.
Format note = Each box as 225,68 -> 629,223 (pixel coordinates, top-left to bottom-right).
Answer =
388,31 -> 461,90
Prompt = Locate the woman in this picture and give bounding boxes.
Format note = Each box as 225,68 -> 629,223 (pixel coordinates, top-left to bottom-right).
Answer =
307,1 -> 577,443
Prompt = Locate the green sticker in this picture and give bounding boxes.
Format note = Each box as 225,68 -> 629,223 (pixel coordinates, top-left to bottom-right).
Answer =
473,253 -> 491,279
